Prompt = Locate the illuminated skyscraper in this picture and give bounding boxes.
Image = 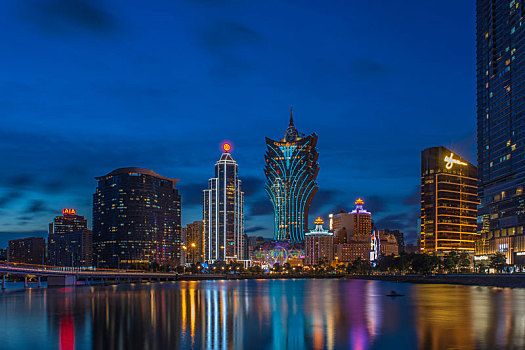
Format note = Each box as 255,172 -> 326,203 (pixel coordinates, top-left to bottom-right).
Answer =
476,0 -> 525,263
93,167 -> 181,268
203,143 -> 244,262
48,209 -> 92,267
264,107 -> 319,241
420,147 -> 478,254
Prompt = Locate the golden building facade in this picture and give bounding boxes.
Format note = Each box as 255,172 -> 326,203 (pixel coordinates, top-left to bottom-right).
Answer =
420,147 -> 479,254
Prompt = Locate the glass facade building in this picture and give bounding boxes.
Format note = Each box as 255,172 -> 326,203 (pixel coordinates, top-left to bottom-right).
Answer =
8,237 -> 46,265
476,0 -> 525,263
420,147 -> 479,254
203,146 -> 244,262
264,108 -> 319,241
93,167 -> 181,268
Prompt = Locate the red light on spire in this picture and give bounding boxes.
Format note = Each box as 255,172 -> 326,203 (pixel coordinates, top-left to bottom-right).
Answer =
223,143 -> 231,152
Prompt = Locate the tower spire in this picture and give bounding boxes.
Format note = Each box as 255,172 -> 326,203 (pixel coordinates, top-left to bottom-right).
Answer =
289,105 -> 294,126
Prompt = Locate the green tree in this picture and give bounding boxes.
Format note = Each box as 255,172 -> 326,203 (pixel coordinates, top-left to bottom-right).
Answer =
489,253 -> 507,272
458,252 -> 471,272
411,254 -> 439,274
443,251 -> 460,273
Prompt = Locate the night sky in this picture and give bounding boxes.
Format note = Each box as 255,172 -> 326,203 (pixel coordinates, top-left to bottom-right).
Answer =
0,0 -> 476,246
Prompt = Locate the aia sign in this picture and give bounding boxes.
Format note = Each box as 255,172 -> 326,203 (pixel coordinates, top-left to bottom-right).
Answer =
62,208 -> 76,216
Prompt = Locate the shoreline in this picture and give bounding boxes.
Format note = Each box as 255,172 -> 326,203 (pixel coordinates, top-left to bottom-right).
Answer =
346,274 -> 525,288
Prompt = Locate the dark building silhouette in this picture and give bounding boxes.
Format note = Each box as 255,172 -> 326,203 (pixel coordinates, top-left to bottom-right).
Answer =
8,237 -> 46,265
476,0 -> 525,263
420,147 -> 478,254
93,167 -> 181,268
264,107 -> 319,241
48,209 -> 92,267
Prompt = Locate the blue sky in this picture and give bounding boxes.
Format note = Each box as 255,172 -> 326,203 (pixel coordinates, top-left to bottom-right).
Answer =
0,0 -> 476,246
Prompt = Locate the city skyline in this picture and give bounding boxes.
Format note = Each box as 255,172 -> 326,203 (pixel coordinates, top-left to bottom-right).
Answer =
0,1 -> 476,246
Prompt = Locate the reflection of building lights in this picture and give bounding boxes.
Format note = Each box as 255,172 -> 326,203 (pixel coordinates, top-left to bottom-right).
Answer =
59,316 -> 75,350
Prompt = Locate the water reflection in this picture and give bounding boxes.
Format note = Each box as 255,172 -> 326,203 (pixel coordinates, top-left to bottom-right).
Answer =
0,279 -> 524,349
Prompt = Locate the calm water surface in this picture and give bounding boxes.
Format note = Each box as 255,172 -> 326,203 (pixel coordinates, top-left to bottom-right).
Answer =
0,279 -> 524,349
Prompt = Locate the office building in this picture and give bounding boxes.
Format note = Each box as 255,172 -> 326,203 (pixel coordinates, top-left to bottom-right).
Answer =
203,143 -> 245,262
48,209 -> 92,267
93,167 -> 181,268
264,107 -> 319,241
305,217 -> 333,266
420,147 -> 479,254
8,237 -> 46,265
476,0 -> 525,264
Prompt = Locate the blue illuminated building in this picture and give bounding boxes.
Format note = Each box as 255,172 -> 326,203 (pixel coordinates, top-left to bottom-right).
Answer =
264,107 -> 319,241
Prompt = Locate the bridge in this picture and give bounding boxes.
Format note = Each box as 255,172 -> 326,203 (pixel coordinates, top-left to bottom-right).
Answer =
0,262 -> 216,288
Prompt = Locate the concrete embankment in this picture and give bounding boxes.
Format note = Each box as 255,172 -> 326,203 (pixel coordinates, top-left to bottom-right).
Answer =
347,274 -> 525,288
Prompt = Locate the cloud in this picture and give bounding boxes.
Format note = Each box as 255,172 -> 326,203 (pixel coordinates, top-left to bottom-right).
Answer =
249,197 -> 273,216
6,174 -> 33,188
375,209 -> 420,244
200,21 -> 261,49
0,191 -> 24,209
403,186 -> 421,206
245,225 -> 266,234
19,0 -> 117,35
27,199 -> 53,214
364,195 -> 387,214
349,58 -> 388,79
242,176 -> 265,197
309,189 -> 339,213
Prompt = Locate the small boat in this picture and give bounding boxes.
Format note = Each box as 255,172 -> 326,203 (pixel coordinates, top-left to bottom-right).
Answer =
385,290 -> 404,297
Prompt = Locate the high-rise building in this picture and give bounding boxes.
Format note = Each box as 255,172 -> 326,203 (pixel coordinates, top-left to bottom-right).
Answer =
48,209 -> 92,267
183,221 -> 204,264
329,199 -> 372,240
93,167 -> 181,268
203,143 -> 244,262
304,217 -> 333,266
476,0 -> 525,263
420,147 -> 479,254
8,237 -> 46,265
264,107 -> 319,241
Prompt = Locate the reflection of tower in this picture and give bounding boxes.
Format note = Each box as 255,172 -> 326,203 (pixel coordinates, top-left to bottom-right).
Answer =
264,107 -> 319,241
203,143 -> 245,262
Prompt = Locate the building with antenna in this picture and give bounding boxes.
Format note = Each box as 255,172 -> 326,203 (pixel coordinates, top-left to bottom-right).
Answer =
264,107 -> 319,241
203,143 -> 245,262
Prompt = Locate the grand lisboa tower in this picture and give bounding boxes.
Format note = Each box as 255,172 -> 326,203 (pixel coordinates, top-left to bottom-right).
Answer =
264,107 -> 319,241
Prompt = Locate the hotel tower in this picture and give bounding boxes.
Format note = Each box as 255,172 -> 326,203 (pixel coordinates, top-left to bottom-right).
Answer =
476,0 -> 525,263
203,143 -> 245,262
420,147 -> 479,254
264,107 -> 319,241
